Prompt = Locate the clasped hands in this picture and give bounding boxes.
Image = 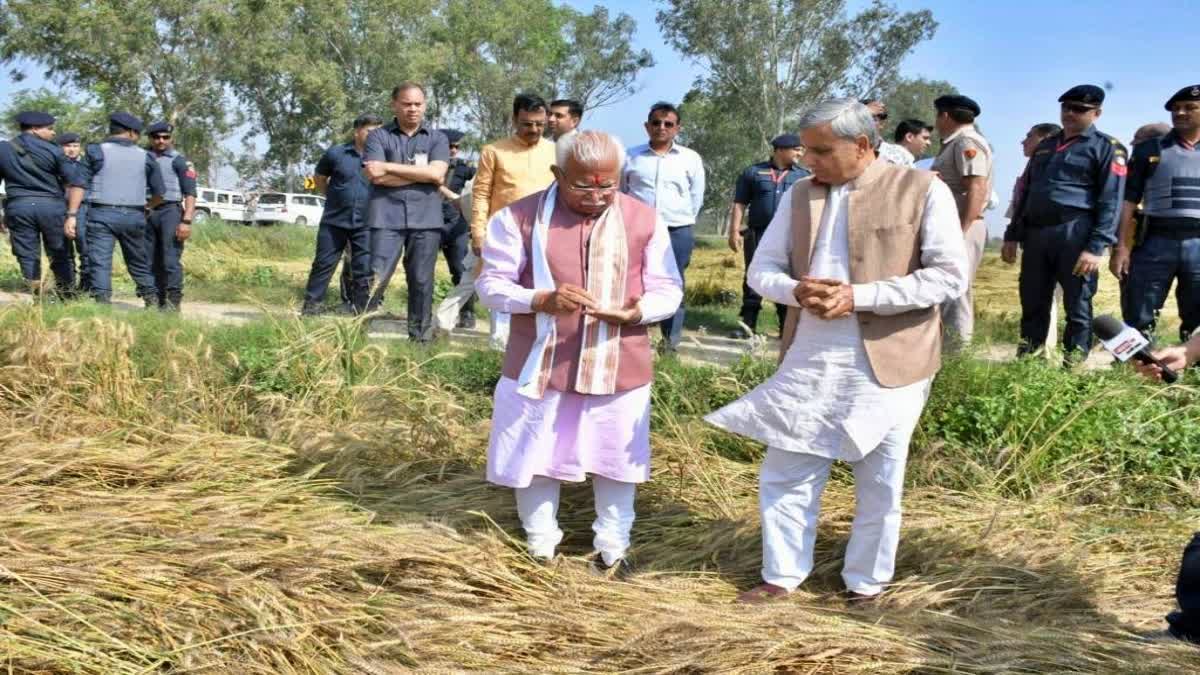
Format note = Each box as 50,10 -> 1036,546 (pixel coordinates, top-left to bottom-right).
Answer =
531,283 -> 642,325
792,276 -> 854,319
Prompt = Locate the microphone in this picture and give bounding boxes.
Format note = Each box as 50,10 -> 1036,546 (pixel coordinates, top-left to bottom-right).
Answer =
1092,314 -> 1178,384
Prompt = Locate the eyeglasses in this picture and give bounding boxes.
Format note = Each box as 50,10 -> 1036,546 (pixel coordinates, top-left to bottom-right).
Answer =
873,113 -> 888,121
649,120 -> 677,129
150,134 -> 172,140
1061,103 -> 1096,115
565,184 -> 618,195
449,144 -> 460,150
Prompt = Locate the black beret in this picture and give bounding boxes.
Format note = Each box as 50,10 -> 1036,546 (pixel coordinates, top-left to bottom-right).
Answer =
442,129 -> 465,144
109,111 -> 144,132
57,133 -> 81,145
15,111 -> 55,127
1059,84 -> 1105,106
934,95 -> 981,117
771,133 -> 801,149
1165,85 -> 1200,111
146,121 -> 173,135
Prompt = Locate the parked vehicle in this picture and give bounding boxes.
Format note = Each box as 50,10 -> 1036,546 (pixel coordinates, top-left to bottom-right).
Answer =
249,192 -> 324,226
195,187 -> 251,224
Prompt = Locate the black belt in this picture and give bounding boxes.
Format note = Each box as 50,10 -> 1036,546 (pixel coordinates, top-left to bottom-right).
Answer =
1146,216 -> 1200,240
89,203 -> 145,212
152,201 -> 182,209
6,195 -> 65,203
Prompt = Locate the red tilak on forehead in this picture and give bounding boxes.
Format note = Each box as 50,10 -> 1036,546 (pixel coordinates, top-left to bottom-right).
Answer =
591,174 -> 604,186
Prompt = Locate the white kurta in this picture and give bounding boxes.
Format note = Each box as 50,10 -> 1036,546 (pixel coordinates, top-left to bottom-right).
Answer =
705,178 -> 968,461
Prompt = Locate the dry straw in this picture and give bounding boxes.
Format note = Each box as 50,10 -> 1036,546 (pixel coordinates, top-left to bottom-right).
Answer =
0,304 -> 1196,672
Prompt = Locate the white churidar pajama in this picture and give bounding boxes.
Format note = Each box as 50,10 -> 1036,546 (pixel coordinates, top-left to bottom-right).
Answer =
706,175 -> 967,595
476,200 -> 684,563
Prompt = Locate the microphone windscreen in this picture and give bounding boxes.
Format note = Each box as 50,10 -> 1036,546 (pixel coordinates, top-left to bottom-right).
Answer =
1092,314 -> 1124,341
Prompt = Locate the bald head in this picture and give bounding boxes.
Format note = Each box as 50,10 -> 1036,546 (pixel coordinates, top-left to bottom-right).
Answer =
1133,122 -> 1171,146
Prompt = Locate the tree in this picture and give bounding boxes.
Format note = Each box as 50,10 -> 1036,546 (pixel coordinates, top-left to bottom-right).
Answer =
0,88 -> 108,139
0,0 -> 234,175
657,0 -> 938,215
878,76 -> 958,146
219,0 -> 445,182
441,0 -> 654,143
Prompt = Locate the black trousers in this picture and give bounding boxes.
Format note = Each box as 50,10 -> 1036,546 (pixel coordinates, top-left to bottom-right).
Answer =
146,203 -> 186,306
5,197 -> 73,290
1017,216 -> 1097,359
442,219 -> 473,318
738,227 -> 785,332
369,228 -> 442,341
304,223 -> 371,310
1168,532 -> 1200,642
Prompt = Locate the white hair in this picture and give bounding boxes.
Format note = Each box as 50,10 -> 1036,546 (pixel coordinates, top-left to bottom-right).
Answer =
555,129 -> 626,170
798,98 -> 880,147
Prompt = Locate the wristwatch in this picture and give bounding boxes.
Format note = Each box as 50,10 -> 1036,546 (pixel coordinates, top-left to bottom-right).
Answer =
66,212 -> 77,217
181,219 -> 193,225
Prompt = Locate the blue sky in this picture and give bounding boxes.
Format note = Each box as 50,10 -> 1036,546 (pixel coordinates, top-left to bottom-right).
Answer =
3,0 -> 1191,233
564,0 -> 1191,234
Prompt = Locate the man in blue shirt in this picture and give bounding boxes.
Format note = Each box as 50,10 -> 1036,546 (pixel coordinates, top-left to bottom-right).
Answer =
623,101 -> 706,351
302,114 -> 381,316
362,82 -> 450,342
0,111 -> 78,296
145,121 -> 198,311
65,112 -> 166,306
1002,85 -> 1127,361
727,133 -> 809,338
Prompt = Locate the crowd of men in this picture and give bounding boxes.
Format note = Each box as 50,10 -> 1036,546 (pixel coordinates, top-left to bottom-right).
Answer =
0,112 -> 196,309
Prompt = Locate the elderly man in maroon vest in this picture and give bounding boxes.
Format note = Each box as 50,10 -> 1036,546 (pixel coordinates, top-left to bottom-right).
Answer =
706,99 -> 969,602
475,130 -> 683,573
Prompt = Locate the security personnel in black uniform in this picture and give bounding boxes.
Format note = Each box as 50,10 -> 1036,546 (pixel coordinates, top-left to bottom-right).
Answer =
145,122 -> 198,311
304,114 -> 381,315
1117,86 -> 1200,343
438,129 -> 477,328
727,133 -> 810,338
1002,85 -> 1127,361
65,112 -> 165,306
0,111 -> 78,295
57,132 -> 90,292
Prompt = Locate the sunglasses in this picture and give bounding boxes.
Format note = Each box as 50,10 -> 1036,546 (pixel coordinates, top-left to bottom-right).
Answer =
649,119 -> 677,129
150,134 -> 172,140
449,144 -> 460,150
1061,103 -> 1096,115
873,113 -> 889,121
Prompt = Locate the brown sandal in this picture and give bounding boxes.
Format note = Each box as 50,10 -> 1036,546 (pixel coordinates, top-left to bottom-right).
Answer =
736,582 -> 791,604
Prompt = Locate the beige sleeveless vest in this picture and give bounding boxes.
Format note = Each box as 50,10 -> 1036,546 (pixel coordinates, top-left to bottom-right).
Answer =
779,160 -> 941,388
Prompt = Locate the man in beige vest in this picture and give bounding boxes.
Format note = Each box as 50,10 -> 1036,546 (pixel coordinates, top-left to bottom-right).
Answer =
705,99 -> 968,603
932,95 -> 993,348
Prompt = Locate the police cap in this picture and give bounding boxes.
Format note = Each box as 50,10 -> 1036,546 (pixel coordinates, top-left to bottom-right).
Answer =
1058,84 -> 1105,107
1165,85 -> 1200,111
15,111 -> 56,128
147,121 -> 173,135
442,129 -> 465,144
57,133 -> 81,145
933,95 -> 981,117
109,112 -> 144,133
771,133 -> 801,149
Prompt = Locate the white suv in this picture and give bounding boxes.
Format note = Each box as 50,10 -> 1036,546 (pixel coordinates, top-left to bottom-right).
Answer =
195,187 -> 251,224
250,192 -> 324,226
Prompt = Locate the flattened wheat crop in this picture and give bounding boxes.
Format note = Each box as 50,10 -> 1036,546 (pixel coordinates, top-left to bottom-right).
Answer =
0,304 -> 1197,673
